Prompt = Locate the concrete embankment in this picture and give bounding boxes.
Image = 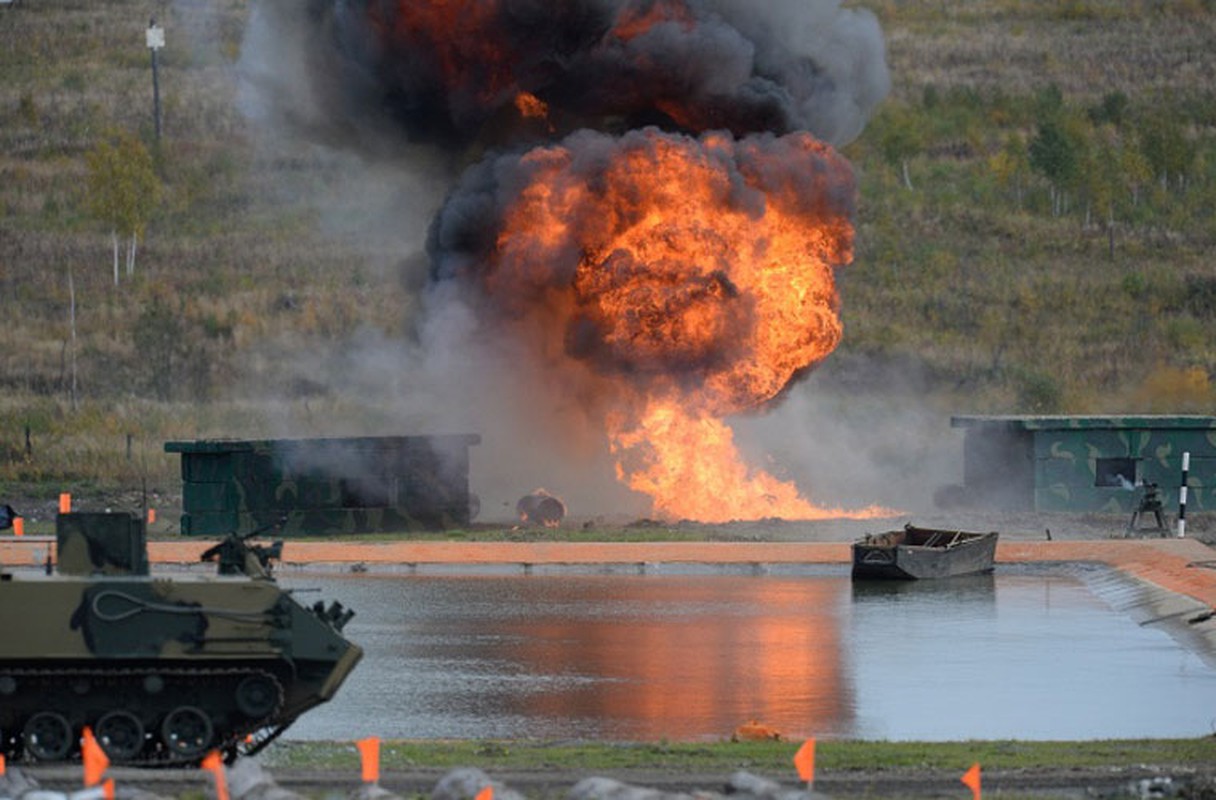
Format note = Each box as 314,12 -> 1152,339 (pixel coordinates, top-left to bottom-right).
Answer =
4,535 -> 1214,608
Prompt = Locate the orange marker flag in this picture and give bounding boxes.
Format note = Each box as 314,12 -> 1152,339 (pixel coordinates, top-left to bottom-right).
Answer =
356,737 -> 381,784
961,762 -> 982,800
794,738 -> 816,786
81,726 -> 110,787
60,492 -> 72,514
475,785 -> 494,800
202,751 -> 230,800
11,517 -> 22,536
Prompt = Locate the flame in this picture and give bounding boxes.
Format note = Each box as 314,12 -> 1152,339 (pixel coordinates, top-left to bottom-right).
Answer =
479,128 -> 888,521
611,403 -> 883,523
611,0 -> 695,43
515,92 -> 549,121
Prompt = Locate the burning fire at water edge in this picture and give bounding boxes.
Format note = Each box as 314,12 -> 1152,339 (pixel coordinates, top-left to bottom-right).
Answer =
239,0 -> 897,524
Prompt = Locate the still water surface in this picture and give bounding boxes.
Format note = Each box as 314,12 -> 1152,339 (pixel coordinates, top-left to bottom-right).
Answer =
281,566 -> 1215,741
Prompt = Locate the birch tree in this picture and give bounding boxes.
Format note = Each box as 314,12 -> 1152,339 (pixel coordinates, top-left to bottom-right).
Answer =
1028,118 -> 1081,216
876,106 -> 924,190
989,132 -> 1031,208
85,130 -> 161,285
1137,113 -> 1195,191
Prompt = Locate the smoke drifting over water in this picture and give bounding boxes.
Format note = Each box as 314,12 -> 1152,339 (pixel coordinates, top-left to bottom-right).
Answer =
237,0 -> 900,522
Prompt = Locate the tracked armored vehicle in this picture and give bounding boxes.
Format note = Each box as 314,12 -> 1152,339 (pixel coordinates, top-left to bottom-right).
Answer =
0,512 -> 362,766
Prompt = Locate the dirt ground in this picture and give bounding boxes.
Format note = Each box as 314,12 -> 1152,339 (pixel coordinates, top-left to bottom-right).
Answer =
7,482 -> 1216,545
298,764 -> 1216,799
13,759 -> 1216,800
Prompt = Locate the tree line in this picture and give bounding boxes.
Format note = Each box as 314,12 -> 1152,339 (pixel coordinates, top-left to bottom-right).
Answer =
868,84 -> 1213,253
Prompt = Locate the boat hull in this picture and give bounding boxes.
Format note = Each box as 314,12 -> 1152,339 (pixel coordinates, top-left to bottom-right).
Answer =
851,527 -> 998,580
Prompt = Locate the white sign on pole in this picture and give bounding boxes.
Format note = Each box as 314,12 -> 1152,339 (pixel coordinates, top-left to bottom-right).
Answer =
146,25 -> 165,50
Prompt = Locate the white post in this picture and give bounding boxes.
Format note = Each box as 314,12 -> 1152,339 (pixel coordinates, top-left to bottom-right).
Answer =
147,19 -> 165,140
1177,451 -> 1189,538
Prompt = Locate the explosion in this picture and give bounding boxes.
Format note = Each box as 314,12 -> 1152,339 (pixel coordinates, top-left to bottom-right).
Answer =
240,0 -> 892,522
431,127 -> 870,521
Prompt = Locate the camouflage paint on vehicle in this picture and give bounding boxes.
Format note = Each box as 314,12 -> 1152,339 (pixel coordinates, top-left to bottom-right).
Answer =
55,511 -> 149,576
951,416 -> 1215,514
0,512 -> 362,765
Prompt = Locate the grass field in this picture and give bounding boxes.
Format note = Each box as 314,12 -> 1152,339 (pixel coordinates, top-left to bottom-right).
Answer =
1,0 -> 1214,492
261,736 -> 1216,773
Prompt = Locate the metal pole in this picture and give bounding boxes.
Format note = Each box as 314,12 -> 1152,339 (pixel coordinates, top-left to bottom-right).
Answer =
147,18 -> 164,140
1177,451 -> 1189,538
152,46 -> 161,140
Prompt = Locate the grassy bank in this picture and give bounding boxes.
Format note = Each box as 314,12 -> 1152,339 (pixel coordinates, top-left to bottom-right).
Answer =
261,737 -> 1216,773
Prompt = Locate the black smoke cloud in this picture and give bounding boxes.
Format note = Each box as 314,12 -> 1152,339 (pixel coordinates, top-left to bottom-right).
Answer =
239,0 -> 889,153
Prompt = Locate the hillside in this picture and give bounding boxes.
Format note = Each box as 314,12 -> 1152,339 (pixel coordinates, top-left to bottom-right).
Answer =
0,0 -> 1214,504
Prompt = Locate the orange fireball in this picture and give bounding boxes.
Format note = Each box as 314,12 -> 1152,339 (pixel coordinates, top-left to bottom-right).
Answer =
457,128 -> 886,521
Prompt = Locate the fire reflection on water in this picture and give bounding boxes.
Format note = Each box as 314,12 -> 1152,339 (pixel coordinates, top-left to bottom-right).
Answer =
282,568 -> 1215,742
502,577 -> 848,739
291,572 -> 851,741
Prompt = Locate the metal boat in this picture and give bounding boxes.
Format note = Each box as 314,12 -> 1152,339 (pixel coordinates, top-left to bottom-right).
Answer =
851,524 -> 998,580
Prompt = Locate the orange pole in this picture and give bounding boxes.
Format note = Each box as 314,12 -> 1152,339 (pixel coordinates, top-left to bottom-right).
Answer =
59,493 -> 71,514
12,518 -> 23,537
961,763 -> 982,800
201,751 -> 229,800
357,737 -> 381,784
794,738 -> 816,787
81,727 -> 110,787
148,508 -> 157,524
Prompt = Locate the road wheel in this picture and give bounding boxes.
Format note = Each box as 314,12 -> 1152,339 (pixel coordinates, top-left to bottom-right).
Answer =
23,712 -> 73,761
235,674 -> 281,718
96,710 -> 145,761
161,706 -> 213,759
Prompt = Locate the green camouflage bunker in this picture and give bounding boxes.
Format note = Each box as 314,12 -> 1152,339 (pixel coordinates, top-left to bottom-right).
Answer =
0,512 -> 362,766
946,415 -> 1215,513
166,435 -> 480,536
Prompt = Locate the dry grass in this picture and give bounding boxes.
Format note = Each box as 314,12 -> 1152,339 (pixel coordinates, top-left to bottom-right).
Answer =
875,0 -> 1216,103
1,0 -> 1215,487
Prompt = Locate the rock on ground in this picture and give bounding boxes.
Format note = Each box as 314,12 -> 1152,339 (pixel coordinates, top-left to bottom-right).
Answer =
432,768 -> 526,800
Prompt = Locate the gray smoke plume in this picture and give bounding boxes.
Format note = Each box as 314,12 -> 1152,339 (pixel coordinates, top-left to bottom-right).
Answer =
236,0 -> 896,521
